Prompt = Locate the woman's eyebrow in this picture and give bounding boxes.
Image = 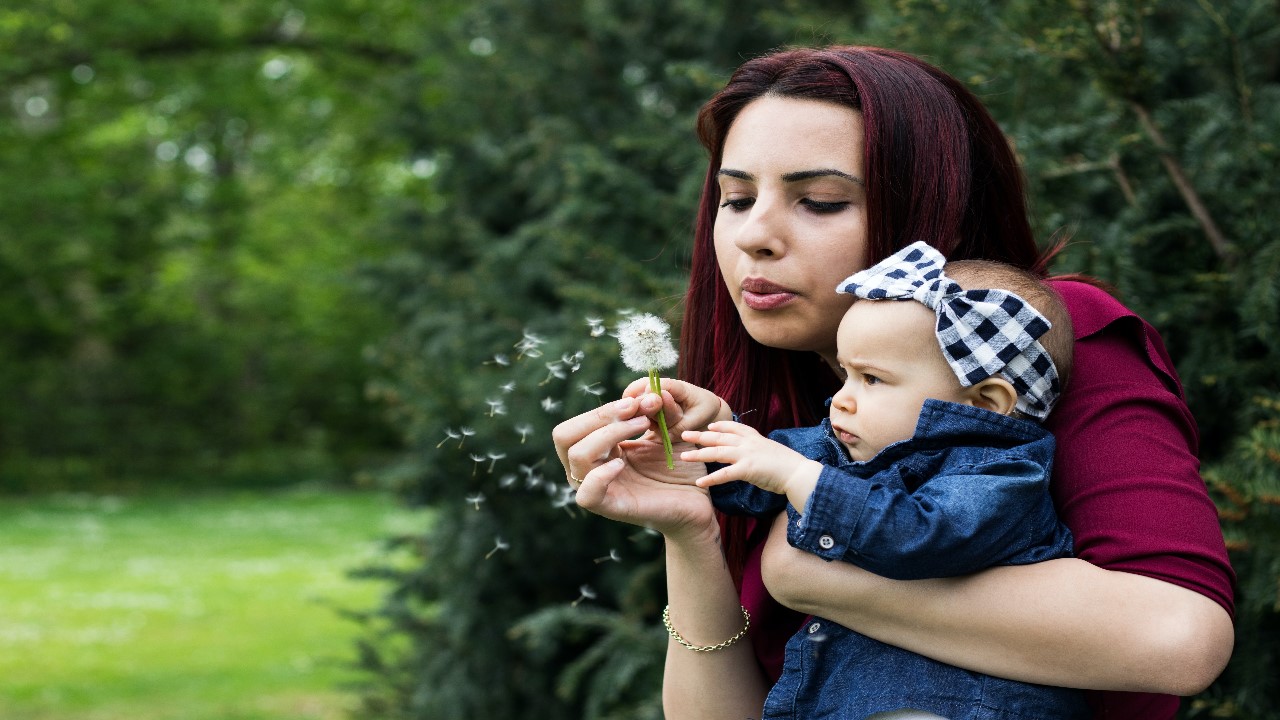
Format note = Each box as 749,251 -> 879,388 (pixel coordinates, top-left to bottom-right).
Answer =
782,168 -> 864,186
716,168 -> 864,186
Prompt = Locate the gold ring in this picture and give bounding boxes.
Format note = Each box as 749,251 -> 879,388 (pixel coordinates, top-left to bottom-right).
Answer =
569,473 -> 580,485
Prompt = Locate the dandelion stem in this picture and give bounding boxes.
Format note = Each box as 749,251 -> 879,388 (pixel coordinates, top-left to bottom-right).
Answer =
649,369 -> 675,469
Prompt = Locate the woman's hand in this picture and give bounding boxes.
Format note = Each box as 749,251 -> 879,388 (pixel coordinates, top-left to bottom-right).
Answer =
552,396 -> 714,540
621,377 -> 732,435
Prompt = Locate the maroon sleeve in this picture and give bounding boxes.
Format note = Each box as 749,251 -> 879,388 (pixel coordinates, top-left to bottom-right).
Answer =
1046,280 -> 1235,719
1045,280 -> 1234,612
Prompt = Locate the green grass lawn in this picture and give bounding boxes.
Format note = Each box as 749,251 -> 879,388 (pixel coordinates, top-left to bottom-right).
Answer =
0,486 -> 429,720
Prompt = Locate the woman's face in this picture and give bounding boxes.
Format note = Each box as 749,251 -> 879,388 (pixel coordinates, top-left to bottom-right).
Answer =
714,95 -> 869,363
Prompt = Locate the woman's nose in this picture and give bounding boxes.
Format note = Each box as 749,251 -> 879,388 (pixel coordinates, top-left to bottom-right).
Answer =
733,197 -> 785,258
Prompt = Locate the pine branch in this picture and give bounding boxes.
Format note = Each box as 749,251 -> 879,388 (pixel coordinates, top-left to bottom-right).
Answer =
1128,100 -> 1232,261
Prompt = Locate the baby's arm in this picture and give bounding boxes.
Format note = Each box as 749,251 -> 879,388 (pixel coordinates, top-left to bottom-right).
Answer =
681,421 -> 823,514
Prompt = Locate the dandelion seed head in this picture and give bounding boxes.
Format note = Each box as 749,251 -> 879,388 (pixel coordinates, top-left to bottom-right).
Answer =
616,313 -> 678,372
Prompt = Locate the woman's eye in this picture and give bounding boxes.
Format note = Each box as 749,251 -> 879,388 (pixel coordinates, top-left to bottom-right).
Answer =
719,197 -> 754,211
800,198 -> 851,214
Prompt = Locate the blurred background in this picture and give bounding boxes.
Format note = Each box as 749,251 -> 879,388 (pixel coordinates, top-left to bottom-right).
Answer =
1,1 -> 1277,718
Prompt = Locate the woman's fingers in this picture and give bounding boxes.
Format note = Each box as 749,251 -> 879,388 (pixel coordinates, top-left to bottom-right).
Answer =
562,415 -> 650,486
553,397 -> 642,462
573,457 -> 626,510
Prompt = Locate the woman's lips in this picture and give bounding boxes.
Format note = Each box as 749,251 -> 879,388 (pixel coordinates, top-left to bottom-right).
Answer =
740,278 -> 797,310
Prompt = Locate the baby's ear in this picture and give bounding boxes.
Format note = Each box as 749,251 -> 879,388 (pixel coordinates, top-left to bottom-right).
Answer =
963,377 -> 1018,416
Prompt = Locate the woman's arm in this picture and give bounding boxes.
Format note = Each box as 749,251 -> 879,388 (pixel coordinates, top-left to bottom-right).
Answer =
762,519 -> 1233,694
553,396 -> 768,719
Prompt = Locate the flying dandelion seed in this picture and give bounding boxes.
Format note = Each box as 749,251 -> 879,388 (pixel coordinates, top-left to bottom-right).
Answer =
541,397 -> 561,413
552,486 -> 578,516
465,493 -> 486,510
586,317 -> 606,337
571,584 -> 597,607
487,354 -> 511,367
486,451 -> 506,472
498,473 -> 518,488
562,351 -> 584,373
514,423 -> 533,443
485,537 -> 510,559
458,427 -> 476,448
540,362 -> 567,386
469,454 -> 486,476
485,398 -> 507,417
579,382 -> 604,397
629,526 -> 661,542
499,381 -> 517,394
594,548 -> 623,564
514,330 -> 546,359
525,473 -> 544,490
437,428 -> 462,448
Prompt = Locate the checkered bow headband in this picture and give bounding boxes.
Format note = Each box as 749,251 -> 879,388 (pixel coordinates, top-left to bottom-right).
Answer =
835,242 -> 1062,420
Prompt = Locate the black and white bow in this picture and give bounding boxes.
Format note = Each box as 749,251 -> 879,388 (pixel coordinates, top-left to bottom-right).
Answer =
836,242 -> 1061,420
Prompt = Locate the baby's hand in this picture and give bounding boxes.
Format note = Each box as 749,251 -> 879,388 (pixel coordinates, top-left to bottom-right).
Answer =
681,422 -> 820,498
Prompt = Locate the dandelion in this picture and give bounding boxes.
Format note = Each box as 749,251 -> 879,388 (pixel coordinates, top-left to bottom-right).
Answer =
594,548 -> 623,564
465,493 -> 486,510
436,428 -> 462,449
629,525 -> 661,542
487,353 -> 511,367
485,537 -> 510,559
571,584 -> 597,607
578,382 -> 604,398
586,316 -> 606,337
498,473 -> 518,489
540,396 -> 561,413
616,313 -> 679,468
499,381 -> 517,394
514,423 -> 533,444
469,453 -> 486,476
485,398 -> 507,417
458,427 -> 476,448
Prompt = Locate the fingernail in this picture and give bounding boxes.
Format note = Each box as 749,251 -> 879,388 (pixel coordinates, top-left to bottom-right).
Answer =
615,398 -> 635,411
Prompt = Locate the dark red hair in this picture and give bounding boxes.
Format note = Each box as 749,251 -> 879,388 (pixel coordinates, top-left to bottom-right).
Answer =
678,46 -> 1044,583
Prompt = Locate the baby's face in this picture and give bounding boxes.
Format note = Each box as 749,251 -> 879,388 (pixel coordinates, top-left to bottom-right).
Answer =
828,300 -> 969,461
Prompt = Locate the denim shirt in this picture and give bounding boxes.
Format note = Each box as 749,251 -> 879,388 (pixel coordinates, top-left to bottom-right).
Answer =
711,399 -> 1088,719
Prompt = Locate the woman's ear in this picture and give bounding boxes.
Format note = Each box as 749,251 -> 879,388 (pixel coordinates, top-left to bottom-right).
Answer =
963,377 -> 1019,416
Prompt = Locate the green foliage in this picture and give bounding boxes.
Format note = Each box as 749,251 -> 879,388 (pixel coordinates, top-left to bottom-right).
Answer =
0,1 -> 411,489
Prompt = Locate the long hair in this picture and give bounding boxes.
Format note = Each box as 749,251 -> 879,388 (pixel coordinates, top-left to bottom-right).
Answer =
679,46 -> 1043,583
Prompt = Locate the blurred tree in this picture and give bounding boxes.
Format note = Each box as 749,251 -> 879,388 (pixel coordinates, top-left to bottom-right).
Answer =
0,1 -> 416,489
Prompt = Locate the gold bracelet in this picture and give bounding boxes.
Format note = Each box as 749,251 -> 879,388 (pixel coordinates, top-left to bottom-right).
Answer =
662,604 -> 750,652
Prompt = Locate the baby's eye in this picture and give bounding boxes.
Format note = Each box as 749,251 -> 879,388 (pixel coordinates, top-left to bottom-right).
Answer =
719,197 -> 754,212
863,374 -> 882,385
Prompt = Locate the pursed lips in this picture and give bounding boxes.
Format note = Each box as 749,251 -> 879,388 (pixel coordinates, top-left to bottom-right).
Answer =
740,277 -> 797,310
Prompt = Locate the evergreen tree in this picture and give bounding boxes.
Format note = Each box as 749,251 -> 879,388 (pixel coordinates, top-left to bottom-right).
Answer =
357,1 -> 1279,717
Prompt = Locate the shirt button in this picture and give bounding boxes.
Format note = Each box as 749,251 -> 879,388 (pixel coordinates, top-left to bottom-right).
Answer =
808,622 -> 822,634
818,534 -> 835,550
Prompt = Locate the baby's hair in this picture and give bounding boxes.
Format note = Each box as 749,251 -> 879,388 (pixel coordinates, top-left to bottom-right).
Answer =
942,259 -> 1074,390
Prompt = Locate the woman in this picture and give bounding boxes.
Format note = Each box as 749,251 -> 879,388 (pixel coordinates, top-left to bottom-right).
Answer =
553,46 -> 1234,719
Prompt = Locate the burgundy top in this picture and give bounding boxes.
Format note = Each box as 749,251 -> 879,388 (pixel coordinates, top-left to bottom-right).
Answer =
733,279 -> 1236,719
